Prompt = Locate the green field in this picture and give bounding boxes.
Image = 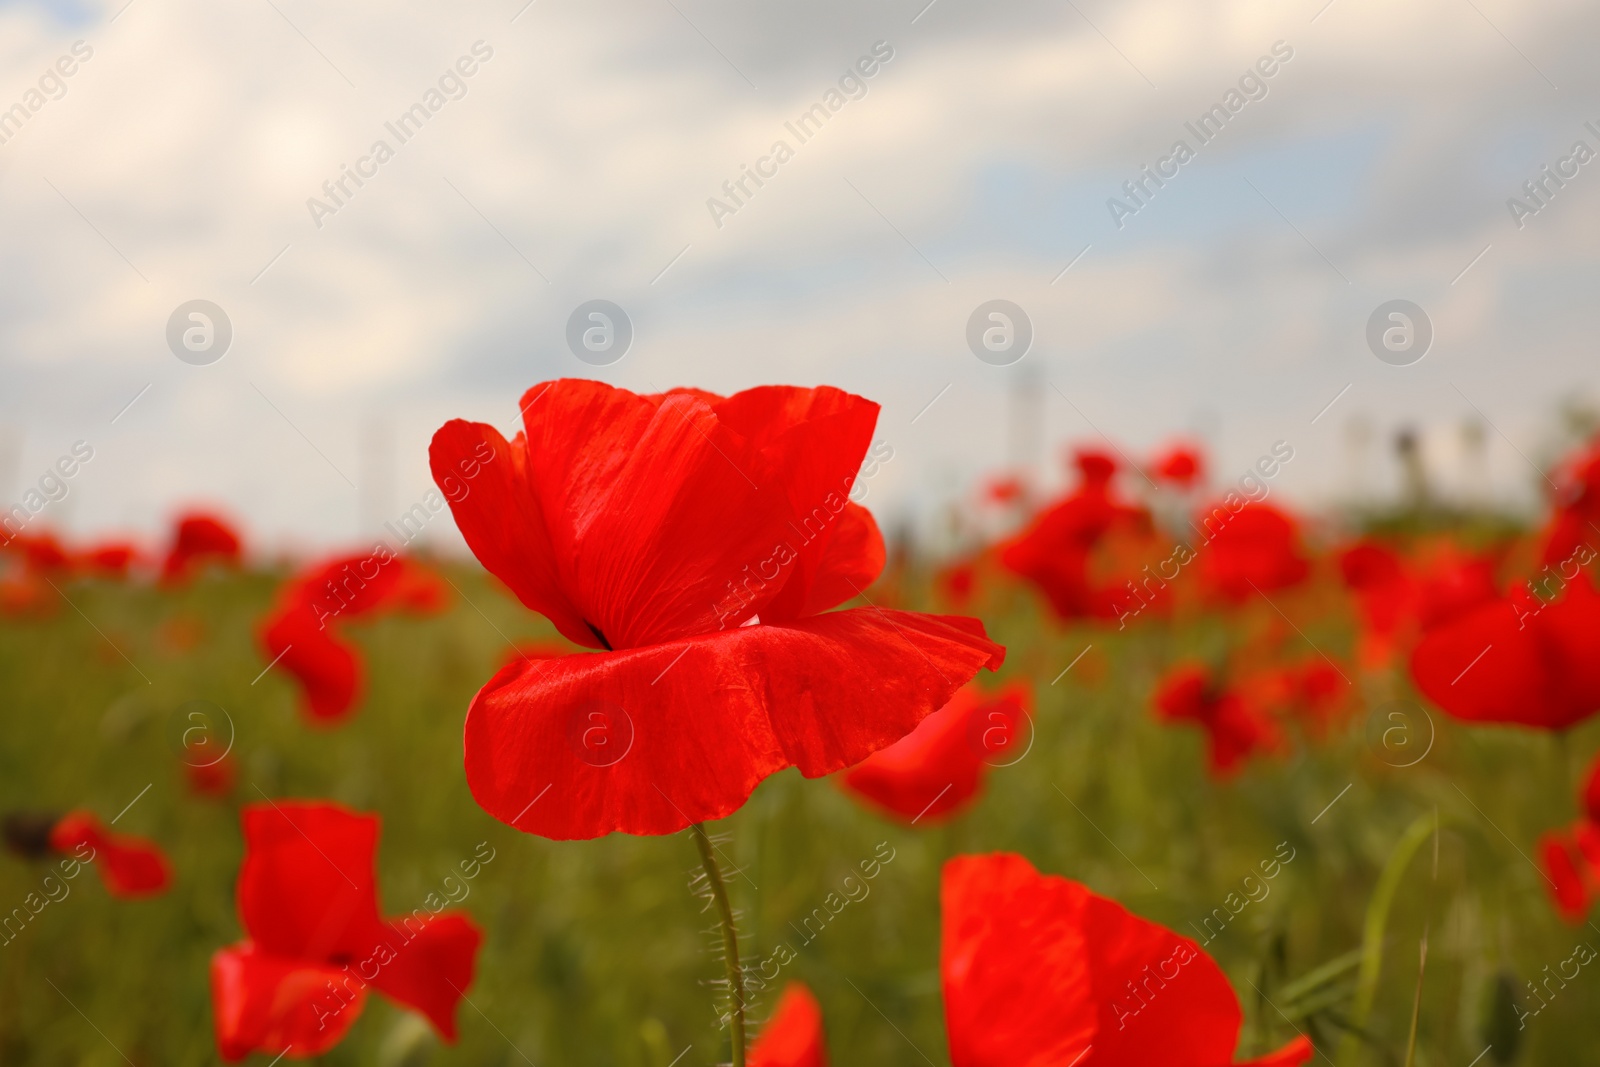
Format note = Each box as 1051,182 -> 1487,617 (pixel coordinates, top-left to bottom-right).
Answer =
1,556 -> 1594,1065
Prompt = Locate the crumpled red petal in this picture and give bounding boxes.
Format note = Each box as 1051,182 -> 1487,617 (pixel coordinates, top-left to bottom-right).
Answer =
211,943 -> 365,1062
464,607 -> 1003,839
49,811 -> 171,898
433,381 -> 882,650
237,803 -> 384,961
749,982 -> 828,1067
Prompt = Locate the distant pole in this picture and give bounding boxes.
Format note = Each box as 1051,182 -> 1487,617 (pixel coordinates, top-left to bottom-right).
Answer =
358,417 -> 394,541
1344,414 -> 1372,504
1008,362 -> 1044,480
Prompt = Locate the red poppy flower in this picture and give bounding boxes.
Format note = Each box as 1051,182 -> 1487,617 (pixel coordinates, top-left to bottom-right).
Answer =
1195,504 -> 1309,604
12,531 -> 73,573
430,380 -> 1003,839
984,475 -> 1027,506
1153,665 -> 1281,777
1001,450 -> 1161,622
1409,573 -> 1600,730
185,752 -> 238,798
211,802 -> 482,1061
941,853 -> 1313,1067
49,811 -> 172,897
164,512 -> 243,582
76,539 -> 143,579
840,682 -> 1032,824
259,551 -> 450,724
1539,434 -> 1600,567
749,983 -> 828,1067
1152,442 -> 1206,489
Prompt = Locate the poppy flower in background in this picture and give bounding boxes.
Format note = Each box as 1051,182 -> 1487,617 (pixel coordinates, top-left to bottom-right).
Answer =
1337,540 -> 1412,668
1539,433 -> 1600,568
211,802 -> 482,1061
983,475 -> 1028,506
1152,441 -> 1206,489
1152,664 -> 1281,778
76,539 -> 143,579
2,810 -> 172,897
259,551 -> 450,724
1196,503 -> 1309,604
184,752 -> 238,799
430,380 -> 1003,840
1538,757 -> 1600,922
749,983 -> 828,1067
1001,449 -> 1163,622
163,512 -> 243,583
1410,573 -> 1600,730
841,682 -> 1032,824
941,853 -> 1313,1067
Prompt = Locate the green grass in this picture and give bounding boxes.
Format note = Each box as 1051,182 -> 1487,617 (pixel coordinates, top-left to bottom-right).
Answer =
0,560 -> 1595,1065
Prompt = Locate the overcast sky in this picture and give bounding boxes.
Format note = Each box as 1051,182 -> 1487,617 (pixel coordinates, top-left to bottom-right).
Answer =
1,0 -> 1596,553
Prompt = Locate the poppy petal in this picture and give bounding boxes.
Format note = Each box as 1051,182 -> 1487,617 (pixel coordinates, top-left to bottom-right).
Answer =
367,914 -> 483,1042
211,943 -> 365,1062
430,418 -> 597,648
1540,833 -> 1590,922
941,853 -> 1097,1067
1079,891 -> 1241,1064
749,982 -> 828,1067
767,503 -> 886,621
516,382 -> 879,648
49,811 -> 171,898
842,684 -> 1028,824
238,802 -> 384,962
262,610 -> 361,724
464,607 -> 1004,839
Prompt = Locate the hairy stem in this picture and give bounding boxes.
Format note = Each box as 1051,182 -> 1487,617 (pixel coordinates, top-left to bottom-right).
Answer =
692,822 -> 745,1067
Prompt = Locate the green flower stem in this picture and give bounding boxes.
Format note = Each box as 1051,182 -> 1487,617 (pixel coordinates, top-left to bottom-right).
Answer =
692,822 -> 745,1067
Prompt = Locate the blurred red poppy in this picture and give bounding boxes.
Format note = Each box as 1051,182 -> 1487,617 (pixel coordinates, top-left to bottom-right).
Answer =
1001,449 -> 1162,622
49,811 -> 172,898
749,983 -> 828,1067
184,752 -> 238,799
1196,504 -> 1309,604
1537,755 -> 1600,921
6,531 -> 72,573
164,512 -> 243,583
431,380 -> 1003,839
258,551 -> 450,724
211,802 -> 482,1061
1152,441 -> 1206,489
1540,434 -> 1600,568
941,853 -> 1312,1067
1410,573 -> 1600,730
841,681 -> 1032,824
1153,664 -> 1281,777
76,539 -> 143,579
